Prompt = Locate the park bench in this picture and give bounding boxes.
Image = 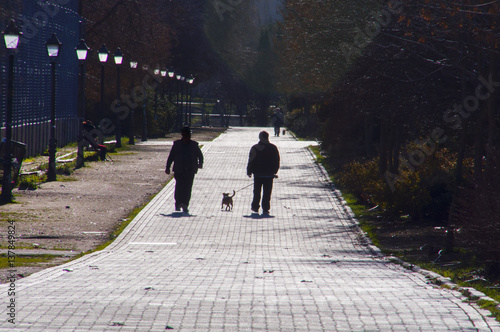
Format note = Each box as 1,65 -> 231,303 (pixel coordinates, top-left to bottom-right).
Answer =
0,140 -> 27,185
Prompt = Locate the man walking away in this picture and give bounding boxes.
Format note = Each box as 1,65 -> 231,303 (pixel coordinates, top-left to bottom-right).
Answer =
165,127 -> 204,213
247,131 -> 280,214
271,109 -> 284,137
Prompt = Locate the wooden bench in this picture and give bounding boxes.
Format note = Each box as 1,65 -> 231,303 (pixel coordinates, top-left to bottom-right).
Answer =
0,140 -> 27,185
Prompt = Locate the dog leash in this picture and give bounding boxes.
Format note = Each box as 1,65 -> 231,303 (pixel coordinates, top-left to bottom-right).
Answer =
235,183 -> 253,193
235,175 -> 279,193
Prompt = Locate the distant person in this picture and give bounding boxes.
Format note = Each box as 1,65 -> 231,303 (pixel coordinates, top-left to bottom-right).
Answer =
247,131 -> 280,214
165,127 -> 204,213
271,109 -> 284,137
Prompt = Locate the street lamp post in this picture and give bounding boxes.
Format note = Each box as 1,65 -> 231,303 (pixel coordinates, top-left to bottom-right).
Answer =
168,68 -> 175,102
188,76 -> 194,127
1,20 -> 21,202
113,48 -> 123,148
176,73 -> 182,131
141,65 -> 148,142
98,44 -> 109,126
46,33 -> 62,182
129,61 -> 138,145
76,38 -> 89,168
181,76 -> 186,125
153,68 -> 161,122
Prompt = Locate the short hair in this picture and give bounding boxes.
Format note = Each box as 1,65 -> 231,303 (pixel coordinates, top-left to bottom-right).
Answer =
259,131 -> 269,140
181,127 -> 191,136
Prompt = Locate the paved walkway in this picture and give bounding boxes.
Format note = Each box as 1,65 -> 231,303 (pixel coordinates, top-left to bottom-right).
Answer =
1,127 -> 499,331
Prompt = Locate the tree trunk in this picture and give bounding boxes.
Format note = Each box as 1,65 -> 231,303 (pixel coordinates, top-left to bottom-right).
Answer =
379,118 -> 388,174
364,113 -> 373,156
455,120 -> 467,184
487,54 -> 497,150
392,124 -> 401,173
473,112 -> 486,177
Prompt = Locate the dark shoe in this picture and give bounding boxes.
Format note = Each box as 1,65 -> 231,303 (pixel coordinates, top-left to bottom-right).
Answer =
251,208 -> 259,213
263,210 -> 269,215
180,203 -> 189,213
175,204 -> 181,212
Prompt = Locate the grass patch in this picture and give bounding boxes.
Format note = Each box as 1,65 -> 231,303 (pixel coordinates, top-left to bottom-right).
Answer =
0,242 -> 43,250
13,140 -> 123,190
478,300 -> 500,321
0,213 -> 39,222
18,175 -> 41,190
58,176 -> 78,182
0,254 -> 59,269
111,152 -> 137,156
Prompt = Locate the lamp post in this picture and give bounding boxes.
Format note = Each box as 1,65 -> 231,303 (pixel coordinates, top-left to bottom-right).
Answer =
175,73 -> 182,131
188,76 -> 194,127
152,68 -> 161,122
1,20 -> 21,202
181,76 -> 186,125
113,48 -> 123,148
161,68 -> 167,100
128,61 -> 138,145
46,33 -> 62,182
76,38 -> 89,168
98,44 -> 109,124
168,68 -> 175,102
141,65 -> 148,142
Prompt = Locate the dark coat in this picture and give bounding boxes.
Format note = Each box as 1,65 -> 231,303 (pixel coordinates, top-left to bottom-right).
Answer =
247,141 -> 280,177
166,139 -> 203,174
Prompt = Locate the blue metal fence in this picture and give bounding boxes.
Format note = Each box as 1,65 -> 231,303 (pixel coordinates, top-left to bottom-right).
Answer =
1,0 -> 80,156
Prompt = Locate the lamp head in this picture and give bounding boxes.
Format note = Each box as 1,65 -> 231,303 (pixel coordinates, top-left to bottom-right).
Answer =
46,33 -> 62,58
3,19 -> 22,50
114,47 -> 123,65
98,44 -> 109,63
76,39 -> 90,61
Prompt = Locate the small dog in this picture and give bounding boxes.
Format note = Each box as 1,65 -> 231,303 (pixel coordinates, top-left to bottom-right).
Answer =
221,190 -> 235,211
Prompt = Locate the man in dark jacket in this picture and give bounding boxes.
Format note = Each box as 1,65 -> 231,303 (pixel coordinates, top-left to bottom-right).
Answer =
247,131 -> 280,214
165,127 -> 204,213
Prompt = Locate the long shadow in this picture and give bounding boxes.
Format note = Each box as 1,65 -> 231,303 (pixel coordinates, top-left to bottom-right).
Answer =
159,212 -> 196,218
243,213 -> 275,220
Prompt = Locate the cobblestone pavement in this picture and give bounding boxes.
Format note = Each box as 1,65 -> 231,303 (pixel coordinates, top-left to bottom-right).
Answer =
1,127 -> 499,331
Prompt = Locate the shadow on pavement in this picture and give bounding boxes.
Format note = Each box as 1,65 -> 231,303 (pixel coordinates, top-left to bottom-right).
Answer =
243,213 -> 275,219
160,212 -> 196,218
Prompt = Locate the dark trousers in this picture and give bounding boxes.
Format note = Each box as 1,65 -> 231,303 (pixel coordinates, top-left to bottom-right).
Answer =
252,176 -> 274,212
174,172 -> 195,208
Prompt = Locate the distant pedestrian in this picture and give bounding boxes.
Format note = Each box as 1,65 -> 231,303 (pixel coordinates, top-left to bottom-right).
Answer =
271,109 -> 284,137
247,131 -> 280,214
165,127 -> 204,213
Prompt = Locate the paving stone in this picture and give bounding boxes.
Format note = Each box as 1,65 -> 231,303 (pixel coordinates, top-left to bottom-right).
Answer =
0,127 -> 499,331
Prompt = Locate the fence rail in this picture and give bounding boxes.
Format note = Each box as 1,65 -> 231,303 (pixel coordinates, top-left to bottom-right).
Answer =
1,117 -> 78,157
